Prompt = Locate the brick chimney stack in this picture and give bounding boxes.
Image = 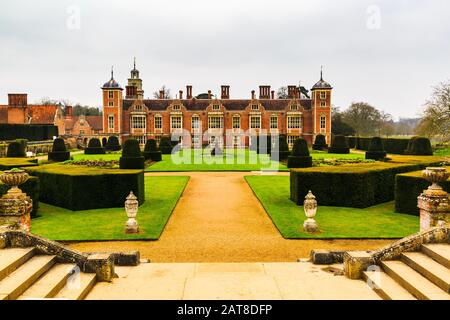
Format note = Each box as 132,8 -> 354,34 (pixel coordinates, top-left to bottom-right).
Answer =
179,90 -> 183,99
287,85 -> 297,99
186,85 -> 193,99
251,90 -> 256,99
207,90 -> 212,99
65,105 -> 73,117
221,85 -> 230,99
159,90 -> 165,99
8,93 -> 27,106
271,90 -> 275,99
259,86 -> 270,99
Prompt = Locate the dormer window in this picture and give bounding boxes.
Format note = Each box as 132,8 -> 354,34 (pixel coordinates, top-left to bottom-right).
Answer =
135,105 -> 143,111
212,104 -> 220,110
291,104 -> 298,110
173,104 -> 181,110
251,104 -> 259,111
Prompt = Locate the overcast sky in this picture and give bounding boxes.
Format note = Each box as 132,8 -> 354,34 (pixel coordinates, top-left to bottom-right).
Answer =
0,0 -> 449,119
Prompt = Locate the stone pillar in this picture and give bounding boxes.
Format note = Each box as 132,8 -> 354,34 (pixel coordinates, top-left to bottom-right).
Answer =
0,170 -> 32,232
417,167 -> 450,231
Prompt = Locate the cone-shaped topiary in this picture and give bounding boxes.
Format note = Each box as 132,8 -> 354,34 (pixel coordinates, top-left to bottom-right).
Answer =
312,134 -> 328,151
6,141 -> 26,157
143,139 -> 162,161
48,137 -> 70,162
287,138 -> 312,168
365,136 -> 386,160
404,136 -> 433,155
270,134 -> 290,161
328,135 -> 350,154
120,138 -> 145,169
85,138 -> 106,155
159,136 -> 173,154
106,136 -> 121,151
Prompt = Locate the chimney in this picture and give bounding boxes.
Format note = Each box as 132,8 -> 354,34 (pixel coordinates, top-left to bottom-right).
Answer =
221,85 -> 230,99
207,90 -> 212,99
271,90 -> 275,99
8,93 -> 27,106
287,85 -> 297,99
259,86 -> 270,99
179,90 -> 183,99
186,85 -> 193,99
159,90 -> 165,99
65,105 -> 73,117
251,90 -> 255,99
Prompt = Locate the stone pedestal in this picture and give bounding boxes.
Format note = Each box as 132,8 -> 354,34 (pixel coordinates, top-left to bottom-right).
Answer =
417,192 -> 449,231
303,218 -> 318,233
0,187 -> 32,232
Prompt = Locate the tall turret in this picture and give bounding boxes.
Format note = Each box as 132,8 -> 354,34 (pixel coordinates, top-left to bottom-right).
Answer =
311,67 -> 332,143
126,57 -> 144,99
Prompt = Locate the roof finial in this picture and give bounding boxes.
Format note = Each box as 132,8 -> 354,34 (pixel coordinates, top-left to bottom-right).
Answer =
111,65 -> 114,79
320,66 -> 323,81
133,57 -> 136,70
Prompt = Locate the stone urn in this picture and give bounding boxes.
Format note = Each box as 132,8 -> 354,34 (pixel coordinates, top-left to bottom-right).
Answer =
422,167 -> 449,196
303,190 -> 318,233
125,191 -> 139,234
0,169 -> 30,195
0,168 -> 32,232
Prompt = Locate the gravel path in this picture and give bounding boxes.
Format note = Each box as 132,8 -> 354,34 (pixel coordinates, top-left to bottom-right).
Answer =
68,172 -> 393,262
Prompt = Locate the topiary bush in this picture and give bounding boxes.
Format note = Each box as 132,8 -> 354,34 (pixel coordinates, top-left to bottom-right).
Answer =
328,135 -> 350,154
6,141 -> 26,157
159,136 -> 173,154
287,138 -> 312,168
365,137 -> 387,160
404,137 -> 433,155
106,136 -> 121,151
312,134 -> 328,150
48,138 -> 70,162
143,139 -> 162,162
271,134 -> 290,161
85,138 -> 106,155
120,139 -> 145,169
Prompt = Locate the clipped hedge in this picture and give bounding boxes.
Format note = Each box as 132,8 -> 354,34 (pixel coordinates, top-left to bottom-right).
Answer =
85,138 -> 106,155
366,137 -> 387,161
6,141 -> 26,157
312,134 -> 328,150
395,167 -> 450,215
290,163 -> 427,208
0,158 -> 38,171
287,138 -> 312,168
160,136 -> 173,154
328,135 -> 350,154
120,139 -> 144,169
350,137 -> 410,154
271,134 -> 290,161
0,124 -> 58,141
404,137 -> 433,156
143,139 -> 162,161
0,175 -> 40,217
106,136 -> 121,151
48,138 -> 70,162
26,164 -> 144,211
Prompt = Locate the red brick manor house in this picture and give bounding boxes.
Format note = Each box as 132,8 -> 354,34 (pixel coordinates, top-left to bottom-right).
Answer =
102,62 -> 333,148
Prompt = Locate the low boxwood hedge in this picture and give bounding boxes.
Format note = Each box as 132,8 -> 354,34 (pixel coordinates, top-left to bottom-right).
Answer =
7,141 -> 26,158
365,137 -> 387,160
312,134 -> 328,150
0,158 -> 38,171
350,137 -> 411,154
328,135 -> 350,154
120,139 -> 145,169
404,137 -> 433,155
143,139 -> 162,162
48,138 -> 70,162
287,138 -> 312,168
0,174 -> 39,217
26,164 -> 144,211
395,167 -> 450,215
290,163 -> 428,208
106,136 -> 121,151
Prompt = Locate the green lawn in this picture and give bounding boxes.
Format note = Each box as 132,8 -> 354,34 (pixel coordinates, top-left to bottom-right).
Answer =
434,147 -> 450,157
31,176 -> 189,241
146,149 -> 288,172
71,153 -> 121,161
245,175 -> 419,239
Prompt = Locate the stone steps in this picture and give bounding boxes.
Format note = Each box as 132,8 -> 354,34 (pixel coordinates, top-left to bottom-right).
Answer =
363,269 -> 416,300
0,248 -> 35,281
0,255 -> 56,300
53,272 -> 97,300
401,252 -> 450,293
17,264 -> 77,300
421,244 -> 450,269
381,260 -> 450,300
0,247 -> 97,300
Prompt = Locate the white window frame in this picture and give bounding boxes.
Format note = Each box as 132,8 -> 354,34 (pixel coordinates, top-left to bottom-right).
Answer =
270,116 -> 278,129
208,116 -> 223,129
191,115 -> 200,129
108,115 -> 114,130
250,116 -> 261,129
131,115 -> 146,129
287,116 -> 301,129
232,116 -> 240,129
287,135 -> 299,147
108,91 -> 114,99
172,104 -> 181,110
171,115 -> 183,129
320,115 -> 326,130
135,135 -> 146,145
320,101 -> 326,107
108,101 -> 114,107
154,115 -> 162,130
320,91 -> 326,99
212,104 -> 220,110
251,104 -> 259,111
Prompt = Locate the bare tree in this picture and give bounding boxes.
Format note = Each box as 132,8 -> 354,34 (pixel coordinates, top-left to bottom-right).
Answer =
416,80 -> 450,143
342,102 -> 382,136
276,87 -> 288,99
153,85 -> 172,99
